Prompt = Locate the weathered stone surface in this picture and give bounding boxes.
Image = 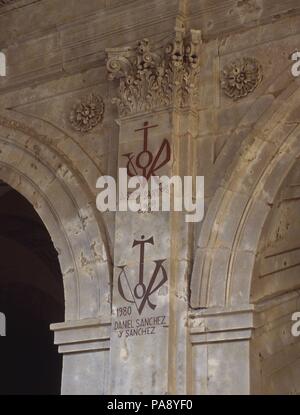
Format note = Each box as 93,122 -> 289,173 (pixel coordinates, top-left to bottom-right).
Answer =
1,0 -> 300,396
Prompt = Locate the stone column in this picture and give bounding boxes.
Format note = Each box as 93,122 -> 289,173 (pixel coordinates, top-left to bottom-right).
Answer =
50,318 -> 111,395
189,305 -> 254,395
106,22 -> 202,394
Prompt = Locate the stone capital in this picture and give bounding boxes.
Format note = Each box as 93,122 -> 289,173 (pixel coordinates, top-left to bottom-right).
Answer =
106,24 -> 202,117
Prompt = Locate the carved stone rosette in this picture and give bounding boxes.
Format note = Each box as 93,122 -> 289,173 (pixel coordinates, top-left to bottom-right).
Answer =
106,26 -> 202,117
221,57 -> 263,100
69,93 -> 105,133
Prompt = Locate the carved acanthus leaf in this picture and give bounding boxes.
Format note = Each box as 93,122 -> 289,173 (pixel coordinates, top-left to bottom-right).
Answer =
106,26 -> 202,117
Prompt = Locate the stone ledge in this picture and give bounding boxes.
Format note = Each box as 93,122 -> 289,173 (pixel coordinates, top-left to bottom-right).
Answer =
189,305 -> 254,344
50,318 -> 111,354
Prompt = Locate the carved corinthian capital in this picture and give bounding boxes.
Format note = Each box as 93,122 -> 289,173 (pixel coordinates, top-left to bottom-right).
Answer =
106,25 -> 202,117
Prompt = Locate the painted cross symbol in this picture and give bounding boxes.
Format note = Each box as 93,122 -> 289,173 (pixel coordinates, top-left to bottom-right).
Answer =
123,121 -> 171,180
117,235 -> 167,315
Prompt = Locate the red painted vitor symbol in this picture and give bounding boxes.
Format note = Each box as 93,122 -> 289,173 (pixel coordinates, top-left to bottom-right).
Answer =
123,122 -> 171,180
117,235 -> 168,315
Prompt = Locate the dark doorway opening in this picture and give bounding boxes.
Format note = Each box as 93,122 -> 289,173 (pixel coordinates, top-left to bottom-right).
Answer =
0,182 -> 64,394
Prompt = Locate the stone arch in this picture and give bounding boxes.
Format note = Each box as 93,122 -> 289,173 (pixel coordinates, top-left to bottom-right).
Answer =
248,158 -> 300,394
0,111 -> 112,321
191,77 -> 300,309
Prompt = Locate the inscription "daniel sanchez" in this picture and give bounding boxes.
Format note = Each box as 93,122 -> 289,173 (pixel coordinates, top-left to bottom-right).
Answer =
114,315 -> 167,338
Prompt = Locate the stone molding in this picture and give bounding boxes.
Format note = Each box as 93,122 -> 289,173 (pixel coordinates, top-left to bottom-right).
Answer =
0,0 -> 17,6
50,318 -> 111,354
189,305 -> 254,344
0,0 -> 36,13
106,24 -> 202,117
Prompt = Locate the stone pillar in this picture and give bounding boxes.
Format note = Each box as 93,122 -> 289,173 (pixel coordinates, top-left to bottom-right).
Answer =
106,21 -> 202,394
50,318 -> 111,395
189,305 -> 254,395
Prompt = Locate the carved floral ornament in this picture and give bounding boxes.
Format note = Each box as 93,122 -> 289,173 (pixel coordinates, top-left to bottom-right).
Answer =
221,57 -> 263,100
106,26 -> 202,117
69,93 -> 105,133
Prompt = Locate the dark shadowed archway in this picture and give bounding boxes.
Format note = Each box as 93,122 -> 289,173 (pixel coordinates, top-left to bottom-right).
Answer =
0,182 -> 64,394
